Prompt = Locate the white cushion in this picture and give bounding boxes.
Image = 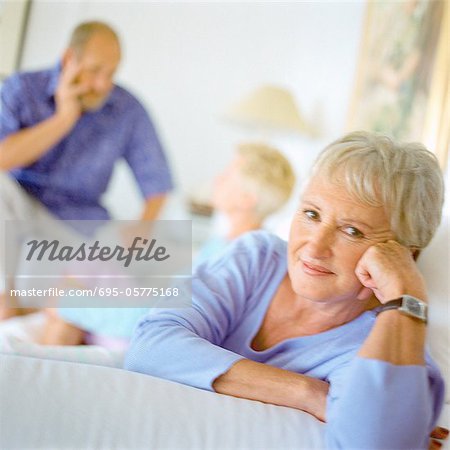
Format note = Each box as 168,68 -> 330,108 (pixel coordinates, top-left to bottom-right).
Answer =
0,353 -> 326,450
0,353 -> 448,449
418,215 -> 450,401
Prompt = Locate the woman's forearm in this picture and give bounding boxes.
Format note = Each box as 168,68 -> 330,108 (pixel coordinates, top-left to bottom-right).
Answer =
212,359 -> 328,421
358,309 -> 426,365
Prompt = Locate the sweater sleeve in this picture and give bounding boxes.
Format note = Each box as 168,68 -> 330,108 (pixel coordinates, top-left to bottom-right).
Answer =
123,233 -> 266,390
326,355 -> 445,450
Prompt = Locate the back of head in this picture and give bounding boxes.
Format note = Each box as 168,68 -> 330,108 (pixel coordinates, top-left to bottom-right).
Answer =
311,131 -> 444,249
237,143 -> 296,220
68,21 -> 120,54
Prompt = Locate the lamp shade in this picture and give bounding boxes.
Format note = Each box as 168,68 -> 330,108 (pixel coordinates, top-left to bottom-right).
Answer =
225,85 -> 310,134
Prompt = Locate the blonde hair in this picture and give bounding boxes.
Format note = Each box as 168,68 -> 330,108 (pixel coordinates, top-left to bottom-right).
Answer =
237,143 -> 296,220
311,131 -> 444,249
68,21 -> 120,54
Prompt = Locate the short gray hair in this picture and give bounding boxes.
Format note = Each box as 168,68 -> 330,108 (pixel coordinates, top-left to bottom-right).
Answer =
68,21 -> 120,53
237,143 -> 296,220
311,131 -> 444,249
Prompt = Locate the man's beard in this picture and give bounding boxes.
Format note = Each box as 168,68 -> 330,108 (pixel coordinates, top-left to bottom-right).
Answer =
79,92 -> 109,112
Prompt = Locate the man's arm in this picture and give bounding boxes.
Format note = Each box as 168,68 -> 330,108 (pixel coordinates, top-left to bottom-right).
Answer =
140,194 -> 167,221
213,359 -> 328,421
0,113 -> 77,170
0,60 -> 86,171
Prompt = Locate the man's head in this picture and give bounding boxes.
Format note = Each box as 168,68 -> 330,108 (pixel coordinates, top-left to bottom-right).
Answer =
213,143 -> 296,221
62,21 -> 121,111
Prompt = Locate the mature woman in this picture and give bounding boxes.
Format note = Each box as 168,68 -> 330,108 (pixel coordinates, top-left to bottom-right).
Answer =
125,131 -> 446,449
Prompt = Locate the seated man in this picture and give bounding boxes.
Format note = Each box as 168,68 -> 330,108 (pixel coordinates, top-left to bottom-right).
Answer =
0,21 -> 173,318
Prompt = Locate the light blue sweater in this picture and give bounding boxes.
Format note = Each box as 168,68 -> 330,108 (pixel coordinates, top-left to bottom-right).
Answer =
125,231 -> 445,449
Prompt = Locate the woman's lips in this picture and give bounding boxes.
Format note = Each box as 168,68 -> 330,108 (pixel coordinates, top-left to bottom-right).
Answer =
302,261 -> 335,276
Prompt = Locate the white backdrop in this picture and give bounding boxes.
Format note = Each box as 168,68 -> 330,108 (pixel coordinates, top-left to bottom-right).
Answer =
20,1 -> 365,219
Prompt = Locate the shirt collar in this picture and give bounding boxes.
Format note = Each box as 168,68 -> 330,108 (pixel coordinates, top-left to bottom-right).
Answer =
46,61 -> 116,109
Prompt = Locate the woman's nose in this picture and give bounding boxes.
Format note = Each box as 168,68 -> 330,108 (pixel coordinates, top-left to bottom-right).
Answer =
306,225 -> 334,259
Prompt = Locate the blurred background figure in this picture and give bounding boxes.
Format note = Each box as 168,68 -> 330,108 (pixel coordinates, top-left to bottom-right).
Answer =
196,142 -> 296,264
0,21 -> 173,318
37,142 -> 295,348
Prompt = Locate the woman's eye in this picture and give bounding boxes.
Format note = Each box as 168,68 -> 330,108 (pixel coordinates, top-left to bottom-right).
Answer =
343,226 -> 363,238
304,209 -> 319,220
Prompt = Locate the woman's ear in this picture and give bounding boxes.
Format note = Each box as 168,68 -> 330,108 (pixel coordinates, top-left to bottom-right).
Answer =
412,248 -> 421,261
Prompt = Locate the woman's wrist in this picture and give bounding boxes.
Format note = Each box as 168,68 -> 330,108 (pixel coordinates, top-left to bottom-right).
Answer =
296,376 -> 328,422
360,309 -> 426,365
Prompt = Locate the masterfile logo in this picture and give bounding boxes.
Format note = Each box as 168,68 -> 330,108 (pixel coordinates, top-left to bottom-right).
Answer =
4,220 -> 192,309
25,237 -> 170,268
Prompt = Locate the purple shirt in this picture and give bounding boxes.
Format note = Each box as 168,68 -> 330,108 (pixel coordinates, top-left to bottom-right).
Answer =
125,231 -> 445,449
0,64 -> 173,220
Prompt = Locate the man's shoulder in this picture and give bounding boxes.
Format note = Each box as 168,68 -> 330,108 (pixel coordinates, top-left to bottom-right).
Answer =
110,84 -> 146,113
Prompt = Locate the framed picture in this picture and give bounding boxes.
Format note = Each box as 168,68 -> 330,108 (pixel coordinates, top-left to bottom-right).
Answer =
0,0 -> 31,80
347,0 -> 446,163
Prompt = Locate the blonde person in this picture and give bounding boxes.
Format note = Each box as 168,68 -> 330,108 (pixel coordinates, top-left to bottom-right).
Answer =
126,131 -> 447,449
38,143 -> 294,347
196,142 -> 295,263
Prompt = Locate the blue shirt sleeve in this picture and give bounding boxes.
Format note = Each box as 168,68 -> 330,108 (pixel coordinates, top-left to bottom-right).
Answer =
124,235 -> 262,390
0,74 -> 23,140
123,100 -> 174,198
326,356 -> 445,449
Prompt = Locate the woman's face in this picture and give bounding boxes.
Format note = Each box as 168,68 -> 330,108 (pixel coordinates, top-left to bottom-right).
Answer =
288,175 -> 394,304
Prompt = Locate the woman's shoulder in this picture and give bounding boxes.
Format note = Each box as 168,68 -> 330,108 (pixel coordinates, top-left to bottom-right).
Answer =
233,230 -> 287,258
195,230 -> 287,280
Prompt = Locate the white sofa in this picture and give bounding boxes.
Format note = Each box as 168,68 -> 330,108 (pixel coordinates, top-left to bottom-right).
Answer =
0,216 -> 448,449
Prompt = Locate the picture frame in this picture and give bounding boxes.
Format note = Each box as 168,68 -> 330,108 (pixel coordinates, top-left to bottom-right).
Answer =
346,0 -> 447,167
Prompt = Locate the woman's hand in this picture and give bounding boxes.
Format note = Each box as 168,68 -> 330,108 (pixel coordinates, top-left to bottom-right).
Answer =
429,426 -> 449,449
355,240 -> 427,304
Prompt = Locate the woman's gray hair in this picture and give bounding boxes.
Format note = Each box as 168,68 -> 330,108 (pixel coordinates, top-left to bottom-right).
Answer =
311,131 -> 445,249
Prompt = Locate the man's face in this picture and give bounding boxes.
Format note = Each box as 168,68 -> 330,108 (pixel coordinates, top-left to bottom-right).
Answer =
68,32 -> 121,111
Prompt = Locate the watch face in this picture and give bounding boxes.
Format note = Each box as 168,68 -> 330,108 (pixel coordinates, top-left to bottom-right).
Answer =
402,296 -> 427,321
406,297 -> 422,315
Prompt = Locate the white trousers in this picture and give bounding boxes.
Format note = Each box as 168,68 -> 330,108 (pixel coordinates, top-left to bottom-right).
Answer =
0,172 -> 59,293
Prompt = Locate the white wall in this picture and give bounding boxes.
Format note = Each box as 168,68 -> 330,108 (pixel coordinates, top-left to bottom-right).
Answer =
20,1 -> 365,219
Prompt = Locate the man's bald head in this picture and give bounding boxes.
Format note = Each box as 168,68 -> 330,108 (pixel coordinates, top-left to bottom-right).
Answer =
68,21 -> 121,55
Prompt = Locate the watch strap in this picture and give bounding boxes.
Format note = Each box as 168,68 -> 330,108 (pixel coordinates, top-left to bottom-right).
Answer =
376,295 -> 427,323
377,298 -> 403,314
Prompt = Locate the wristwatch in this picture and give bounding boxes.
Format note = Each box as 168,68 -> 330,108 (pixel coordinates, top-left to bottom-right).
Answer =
377,295 -> 428,323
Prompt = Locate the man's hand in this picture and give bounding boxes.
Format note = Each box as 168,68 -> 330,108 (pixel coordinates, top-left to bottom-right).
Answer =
54,59 -> 88,126
355,240 -> 427,304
